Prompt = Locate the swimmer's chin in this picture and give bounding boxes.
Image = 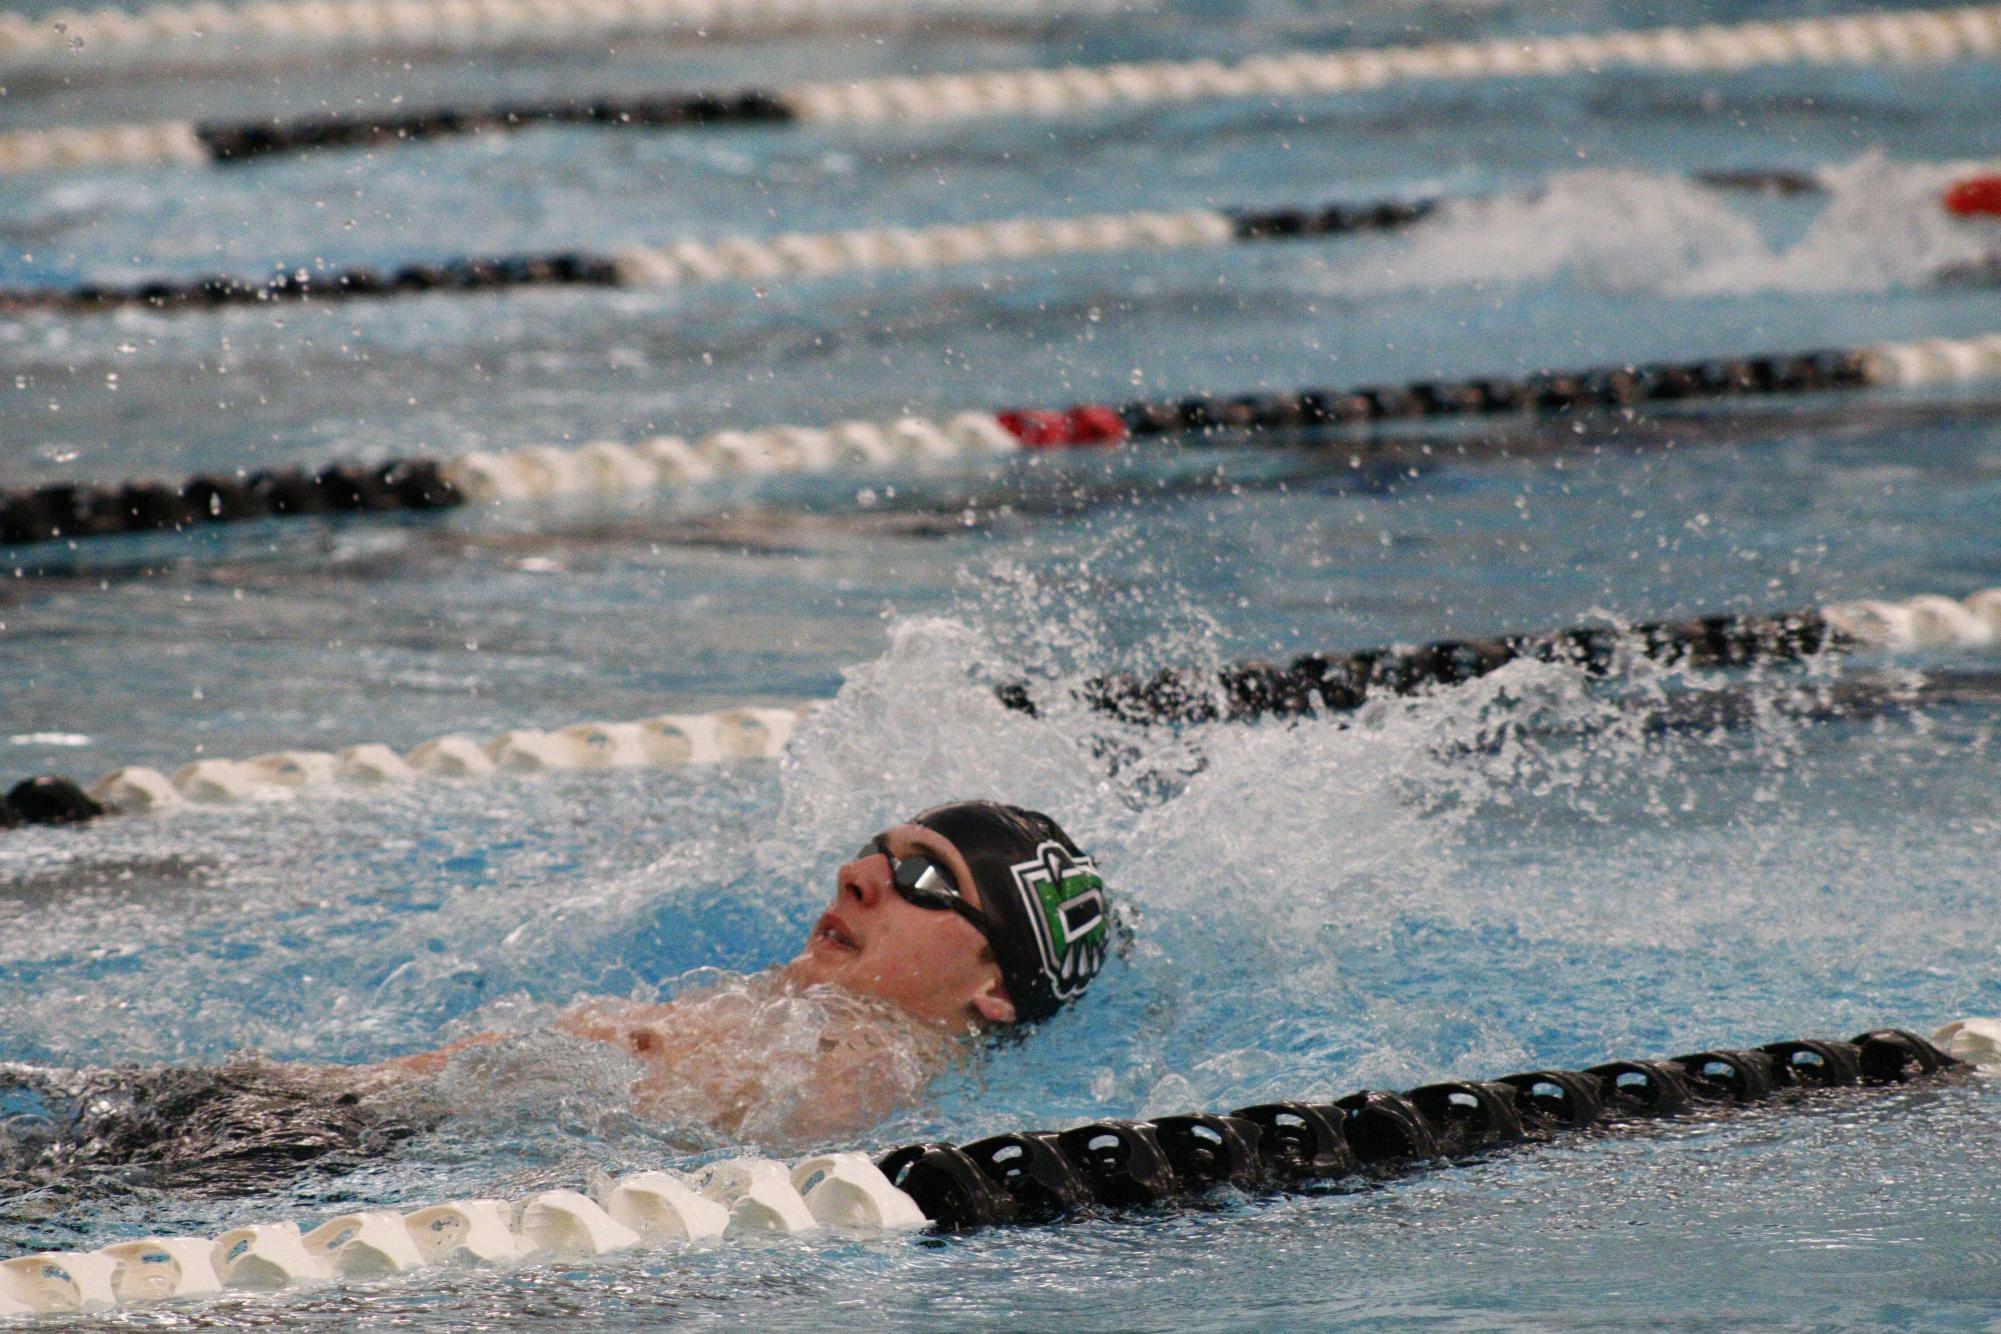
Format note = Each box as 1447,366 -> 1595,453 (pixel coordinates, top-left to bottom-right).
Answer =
777,954 -> 871,1002
776,960 -> 984,1036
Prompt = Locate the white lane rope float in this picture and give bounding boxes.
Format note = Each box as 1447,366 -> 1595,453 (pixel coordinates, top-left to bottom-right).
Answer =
0,1022 -> 1988,1317
1,3 -> 1997,172
0,1151 -> 923,1315
0,0 -> 1123,79
21,164 -> 1975,318
6,332 -> 2001,549
3,588 -> 1995,832
10,703 -> 813,826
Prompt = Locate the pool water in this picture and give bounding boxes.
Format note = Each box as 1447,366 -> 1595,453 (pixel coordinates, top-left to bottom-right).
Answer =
3,0 -> 2001,1325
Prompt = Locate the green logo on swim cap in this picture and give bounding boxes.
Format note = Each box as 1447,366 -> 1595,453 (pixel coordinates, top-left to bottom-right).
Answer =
1010,841 -> 1109,1001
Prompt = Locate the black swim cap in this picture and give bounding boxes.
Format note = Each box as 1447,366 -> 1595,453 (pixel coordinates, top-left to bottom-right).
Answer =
912,801 -> 1111,1026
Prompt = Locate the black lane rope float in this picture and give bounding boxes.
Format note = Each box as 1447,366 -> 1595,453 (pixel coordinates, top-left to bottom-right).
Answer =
0,1025 -> 1973,1315
3,4 -> 1998,174
0,168 -> 1865,319
875,1027 -> 1965,1231
1004,588 -> 1991,725
1006,605 -> 1850,728
5,332 -> 1998,550
0,459 -> 461,548
5,588 -> 1991,833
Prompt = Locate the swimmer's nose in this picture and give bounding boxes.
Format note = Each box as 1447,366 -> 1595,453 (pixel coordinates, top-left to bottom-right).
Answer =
839,854 -> 889,908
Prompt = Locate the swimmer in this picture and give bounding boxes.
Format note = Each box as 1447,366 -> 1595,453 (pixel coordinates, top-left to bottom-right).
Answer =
392,800 -> 1114,1142
0,802 -> 1112,1198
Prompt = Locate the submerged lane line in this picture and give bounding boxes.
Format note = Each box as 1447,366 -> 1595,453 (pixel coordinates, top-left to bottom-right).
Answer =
6,332 -> 2001,550
3,588 -> 1993,832
1,4 -> 1997,172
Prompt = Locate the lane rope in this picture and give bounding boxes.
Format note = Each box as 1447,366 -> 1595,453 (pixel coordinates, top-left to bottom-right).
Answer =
2,4 -> 1997,172
1,703 -> 812,829
6,332 -> 2000,549
0,1021 -> 1979,1315
0,198 -> 1408,316
4,588 -> 1993,833
1047,591 -> 2001,726
0,0 -> 1123,79
2,167 -> 1874,318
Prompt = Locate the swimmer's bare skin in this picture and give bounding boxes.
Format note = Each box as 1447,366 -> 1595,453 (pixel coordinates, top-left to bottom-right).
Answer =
782,822 -> 1015,1029
374,824 -> 1014,1141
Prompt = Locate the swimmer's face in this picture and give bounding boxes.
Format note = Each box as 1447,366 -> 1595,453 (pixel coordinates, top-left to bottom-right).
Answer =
785,823 -> 1017,1030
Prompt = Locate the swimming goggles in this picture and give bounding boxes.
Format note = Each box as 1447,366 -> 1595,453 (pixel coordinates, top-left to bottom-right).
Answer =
858,836 -> 996,940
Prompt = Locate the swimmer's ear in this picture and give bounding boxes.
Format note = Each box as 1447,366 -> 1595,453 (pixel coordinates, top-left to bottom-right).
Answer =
971,984 -> 1016,1028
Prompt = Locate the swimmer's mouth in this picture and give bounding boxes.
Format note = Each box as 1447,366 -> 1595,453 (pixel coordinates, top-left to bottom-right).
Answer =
812,912 -> 860,953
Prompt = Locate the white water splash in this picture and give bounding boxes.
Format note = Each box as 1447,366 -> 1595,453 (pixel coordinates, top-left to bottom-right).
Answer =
1304,156 -> 2001,300
1311,167 -> 1767,298
1681,153 -> 2001,295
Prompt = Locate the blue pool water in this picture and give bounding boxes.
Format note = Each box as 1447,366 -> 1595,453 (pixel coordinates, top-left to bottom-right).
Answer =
3,0 -> 2001,1325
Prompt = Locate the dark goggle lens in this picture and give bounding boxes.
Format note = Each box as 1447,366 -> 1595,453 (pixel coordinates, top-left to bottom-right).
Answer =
857,840 -> 965,911
894,857 -> 961,908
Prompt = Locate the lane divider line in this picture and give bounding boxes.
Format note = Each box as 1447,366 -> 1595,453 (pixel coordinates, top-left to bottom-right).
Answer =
0,0 -> 1127,80
0,1024 -> 1978,1315
0,1151 -> 917,1314
2,4 -> 1996,172
0,706 -> 808,832
5,589 -> 1993,831
13,166 -> 1905,318
6,332 -> 2000,548
0,201 -> 1376,315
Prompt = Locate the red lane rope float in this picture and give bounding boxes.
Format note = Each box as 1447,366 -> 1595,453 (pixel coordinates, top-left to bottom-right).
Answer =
1944,173 -> 2001,217
3,5 -> 2000,174
995,404 -> 1132,447
6,333 -> 2001,549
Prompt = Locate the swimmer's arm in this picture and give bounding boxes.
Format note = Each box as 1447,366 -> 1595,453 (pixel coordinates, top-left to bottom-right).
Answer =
373,1031 -> 505,1078
553,998 -> 707,1061
361,1000 -> 691,1087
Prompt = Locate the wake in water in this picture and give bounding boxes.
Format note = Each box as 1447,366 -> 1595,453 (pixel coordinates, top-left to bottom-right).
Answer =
0,1059 -> 418,1198
1302,153 -> 2001,299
